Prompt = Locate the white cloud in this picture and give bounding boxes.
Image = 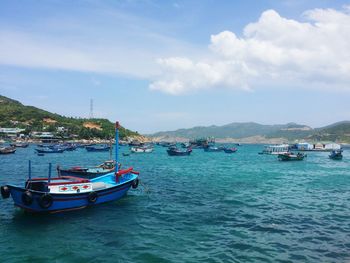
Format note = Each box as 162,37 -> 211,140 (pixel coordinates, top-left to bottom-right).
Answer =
0,30 -> 159,78
0,5 -> 202,79
150,7 -> 350,95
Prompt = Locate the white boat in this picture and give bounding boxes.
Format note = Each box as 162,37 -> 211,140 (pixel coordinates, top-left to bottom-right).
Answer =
260,144 -> 289,155
130,146 -> 153,153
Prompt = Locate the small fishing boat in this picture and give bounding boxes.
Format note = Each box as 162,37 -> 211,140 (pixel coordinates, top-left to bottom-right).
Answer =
278,152 -> 306,161
0,122 -> 139,213
167,146 -> 192,156
189,137 -> 215,149
37,153 -> 45,156
86,144 -> 111,152
122,152 -> 130,156
129,140 -> 143,147
130,146 -> 153,153
0,146 -> 16,154
329,150 -> 343,160
204,146 -> 224,152
36,147 -> 65,154
224,147 -> 237,153
159,142 -> 176,148
10,142 -> 29,148
57,160 -> 117,179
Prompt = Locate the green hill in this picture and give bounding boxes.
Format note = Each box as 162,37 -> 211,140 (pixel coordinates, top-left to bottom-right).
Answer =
151,122 -> 313,139
309,121 -> 350,142
0,95 -> 138,139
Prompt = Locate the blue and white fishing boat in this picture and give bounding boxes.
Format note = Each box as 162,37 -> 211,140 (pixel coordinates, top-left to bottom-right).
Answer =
35,147 -> 65,154
1,122 -> 139,213
130,145 -> 153,153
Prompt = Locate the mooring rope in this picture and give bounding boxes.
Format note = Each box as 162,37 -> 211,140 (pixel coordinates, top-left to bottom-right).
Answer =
139,180 -> 151,194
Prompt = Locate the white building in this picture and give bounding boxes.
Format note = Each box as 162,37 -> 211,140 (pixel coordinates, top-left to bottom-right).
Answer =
325,143 -> 341,150
296,142 -> 313,150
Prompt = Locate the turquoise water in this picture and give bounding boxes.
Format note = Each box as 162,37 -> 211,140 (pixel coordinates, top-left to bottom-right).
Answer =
1,145 -> 350,262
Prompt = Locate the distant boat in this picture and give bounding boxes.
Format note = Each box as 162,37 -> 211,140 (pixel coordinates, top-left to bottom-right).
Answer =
278,152 -> 306,161
329,150 -> 343,160
224,147 -> 237,153
36,147 -> 64,154
167,146 -> 192,156
122,152 -> 130,156
204,146 -> 224,152
131,146 -> 153,153
159,142 -> 176,148
129,140 -> 143,147
0,146 -> 16,154
86,144 -> 111,152
10,142 -> 29,148
57,160 -> 117,179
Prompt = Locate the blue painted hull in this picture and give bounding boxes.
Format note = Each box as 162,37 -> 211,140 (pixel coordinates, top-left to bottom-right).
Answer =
36,149 -> 64,153
7,178 -> 135,213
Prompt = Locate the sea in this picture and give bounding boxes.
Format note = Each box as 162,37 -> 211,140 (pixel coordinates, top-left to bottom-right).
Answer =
0,144 -> 349,262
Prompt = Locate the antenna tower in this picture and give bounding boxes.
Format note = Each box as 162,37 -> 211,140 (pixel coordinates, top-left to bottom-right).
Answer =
89,99 -> 94,119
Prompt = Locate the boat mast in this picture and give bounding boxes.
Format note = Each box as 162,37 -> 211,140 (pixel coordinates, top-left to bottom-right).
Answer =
28,160 -> 31,180
115,121 -> 119,173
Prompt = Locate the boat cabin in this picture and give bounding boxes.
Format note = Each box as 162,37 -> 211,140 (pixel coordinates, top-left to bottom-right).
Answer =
262,144 -> 289,155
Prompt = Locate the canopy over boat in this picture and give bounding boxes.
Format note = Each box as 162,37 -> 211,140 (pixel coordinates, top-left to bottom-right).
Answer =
261,144 -> 289,155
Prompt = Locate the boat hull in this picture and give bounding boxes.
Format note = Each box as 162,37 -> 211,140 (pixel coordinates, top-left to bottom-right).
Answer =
224,148 -> 237,153
329,154 -> 343,160
6,180 -> 133,213
278,154 -> 305,161
167,149 -> 192,156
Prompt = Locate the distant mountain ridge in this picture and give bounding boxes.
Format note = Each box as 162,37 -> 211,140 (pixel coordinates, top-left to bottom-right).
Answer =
150,121 -> 350,143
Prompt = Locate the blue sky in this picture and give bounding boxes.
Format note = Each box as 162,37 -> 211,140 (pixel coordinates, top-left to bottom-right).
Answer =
0,0 -> 350,133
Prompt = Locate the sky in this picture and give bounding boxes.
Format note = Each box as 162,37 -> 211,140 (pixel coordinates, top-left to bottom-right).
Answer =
1,0 -> 350,133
